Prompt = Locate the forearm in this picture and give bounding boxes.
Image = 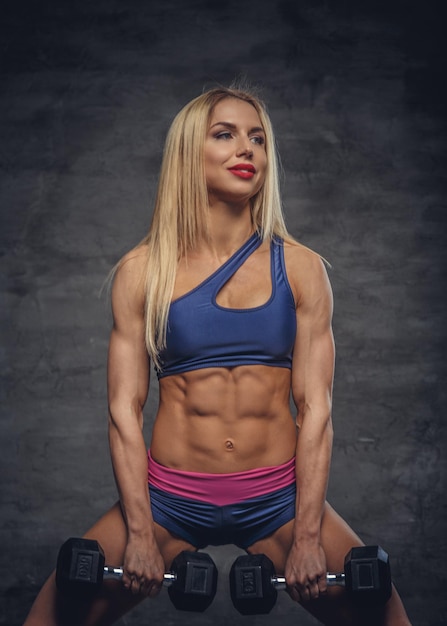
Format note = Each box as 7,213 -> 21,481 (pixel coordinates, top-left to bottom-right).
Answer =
108,406 -> 153,538
294,407 -> 333,542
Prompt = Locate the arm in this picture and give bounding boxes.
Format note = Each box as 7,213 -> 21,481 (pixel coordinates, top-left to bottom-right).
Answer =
107,249 -> 165,595
285,249 -> 335,602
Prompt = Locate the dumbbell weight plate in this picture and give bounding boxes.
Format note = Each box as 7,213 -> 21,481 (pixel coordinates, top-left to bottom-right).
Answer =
168,551 -> 218,612
229,553 -> 278,615
56,537 -> 105,596
344,545 -> 392,606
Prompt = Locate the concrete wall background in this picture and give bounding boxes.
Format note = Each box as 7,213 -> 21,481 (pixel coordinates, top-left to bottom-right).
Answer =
1,1 -> 446,624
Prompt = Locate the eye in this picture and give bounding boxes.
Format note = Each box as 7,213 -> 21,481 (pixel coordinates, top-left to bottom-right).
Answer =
215,131 -> 233,140
250,135 -> 265,146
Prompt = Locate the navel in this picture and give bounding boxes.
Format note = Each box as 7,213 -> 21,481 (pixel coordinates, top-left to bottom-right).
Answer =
225,439 -> 234,450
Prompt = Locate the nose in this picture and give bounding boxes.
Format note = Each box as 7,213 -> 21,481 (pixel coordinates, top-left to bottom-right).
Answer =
236,137 -> 253,158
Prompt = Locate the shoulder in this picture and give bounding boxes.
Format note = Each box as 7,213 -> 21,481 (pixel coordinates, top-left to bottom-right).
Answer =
111,245 -> 149,312
281,238 -> 332,308
115,245 -> 148,276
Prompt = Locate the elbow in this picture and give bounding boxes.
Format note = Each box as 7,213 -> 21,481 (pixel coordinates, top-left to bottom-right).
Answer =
108,398 -> 122,429
108,397 -> 144,433
320,398 -> 333,434
108,405 -> 122,442
325,413 -> 334,443
316,402 -> 333,440
298,399 -> 333,436
317,409 -> 334,454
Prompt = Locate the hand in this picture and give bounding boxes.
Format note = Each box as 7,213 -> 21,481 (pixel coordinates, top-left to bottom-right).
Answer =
284,539 -> 327,603
122,533 -> 166,597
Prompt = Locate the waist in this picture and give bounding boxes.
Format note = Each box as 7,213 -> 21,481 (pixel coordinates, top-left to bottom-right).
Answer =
147,450 -> 296,507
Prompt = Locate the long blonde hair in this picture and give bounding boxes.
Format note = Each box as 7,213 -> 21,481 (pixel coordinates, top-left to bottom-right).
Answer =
139,86 -> 291,367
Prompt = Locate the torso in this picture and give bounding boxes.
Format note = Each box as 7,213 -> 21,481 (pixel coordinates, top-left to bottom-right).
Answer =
151,366 -> 296,472
150,236 -> 306,474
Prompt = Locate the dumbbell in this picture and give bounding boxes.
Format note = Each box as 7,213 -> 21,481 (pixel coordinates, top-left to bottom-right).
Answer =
229,545 -> 392,615
56,537 -> 218,612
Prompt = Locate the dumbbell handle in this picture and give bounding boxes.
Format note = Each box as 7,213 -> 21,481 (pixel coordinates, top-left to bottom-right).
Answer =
271,572 -> 346,590
103,566 -> 177,587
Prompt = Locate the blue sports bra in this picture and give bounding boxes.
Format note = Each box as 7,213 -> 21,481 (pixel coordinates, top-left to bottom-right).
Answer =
156,232 -> 297,379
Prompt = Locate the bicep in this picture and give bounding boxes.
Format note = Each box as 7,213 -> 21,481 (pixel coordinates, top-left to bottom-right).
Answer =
291,256 -> 335,419
107,252 -> 150,425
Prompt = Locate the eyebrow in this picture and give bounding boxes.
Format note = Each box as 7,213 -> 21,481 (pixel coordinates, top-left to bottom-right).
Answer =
210,121 -> 265,134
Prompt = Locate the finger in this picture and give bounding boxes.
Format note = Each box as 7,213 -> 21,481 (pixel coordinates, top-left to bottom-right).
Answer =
286,584 -> 301,603
288,581 -> 313,604
139,579 -> 152,597
147,581 -> 163,598
297,585 -> 311,603
318,576 -> 328,596
130,577 -> 143,596
298,573 -> 326,601
309,581 -> 320,601
141,578 -> 159,597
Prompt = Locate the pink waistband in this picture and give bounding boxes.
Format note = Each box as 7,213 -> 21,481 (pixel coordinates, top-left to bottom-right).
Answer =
147,450 -> 295,506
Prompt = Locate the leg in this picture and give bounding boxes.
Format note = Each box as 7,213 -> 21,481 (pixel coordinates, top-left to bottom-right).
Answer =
23,502 -> 196,626
247,501 -> 412,626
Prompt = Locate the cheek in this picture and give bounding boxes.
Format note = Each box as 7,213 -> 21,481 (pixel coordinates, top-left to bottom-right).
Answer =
204,150 -> 220,181
204,143 -> 228,166
257,154 -> 268,182
204,155 -> 218,181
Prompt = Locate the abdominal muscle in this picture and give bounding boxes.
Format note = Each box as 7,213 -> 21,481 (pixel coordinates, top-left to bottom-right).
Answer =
150,365 -> 297,474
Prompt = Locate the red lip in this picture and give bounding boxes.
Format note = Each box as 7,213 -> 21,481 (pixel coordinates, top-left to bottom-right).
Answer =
228,163 -> 256,179
229,163 -> 256,173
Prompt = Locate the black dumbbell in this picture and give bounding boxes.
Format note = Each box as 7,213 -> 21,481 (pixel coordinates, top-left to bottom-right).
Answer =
56,537 -> 218,612
229,545 -> 392,615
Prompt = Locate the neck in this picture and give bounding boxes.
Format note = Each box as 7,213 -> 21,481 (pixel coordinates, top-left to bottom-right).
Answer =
205,200 -> 255,257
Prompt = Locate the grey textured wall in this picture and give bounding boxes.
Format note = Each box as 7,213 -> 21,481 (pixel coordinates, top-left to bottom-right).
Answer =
1,1 -> 446,625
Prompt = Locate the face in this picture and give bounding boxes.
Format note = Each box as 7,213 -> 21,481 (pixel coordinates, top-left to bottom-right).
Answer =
204,98 -> 267,206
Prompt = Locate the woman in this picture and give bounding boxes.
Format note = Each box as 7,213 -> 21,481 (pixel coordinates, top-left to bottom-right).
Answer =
24,87 -> 412,625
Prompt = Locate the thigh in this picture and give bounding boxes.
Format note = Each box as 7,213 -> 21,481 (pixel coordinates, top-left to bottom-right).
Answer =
24,502 -> 197,626
320,501 -> 365,571
247,502 -> 384,626
247,501 -> 363,567
84,501 -> 197,569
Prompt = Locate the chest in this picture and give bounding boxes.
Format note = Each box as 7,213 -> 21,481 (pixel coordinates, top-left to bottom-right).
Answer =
173,246 -> 272,309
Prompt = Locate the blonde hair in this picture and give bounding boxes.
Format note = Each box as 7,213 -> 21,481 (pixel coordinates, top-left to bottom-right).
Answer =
138,86 -> 292,367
